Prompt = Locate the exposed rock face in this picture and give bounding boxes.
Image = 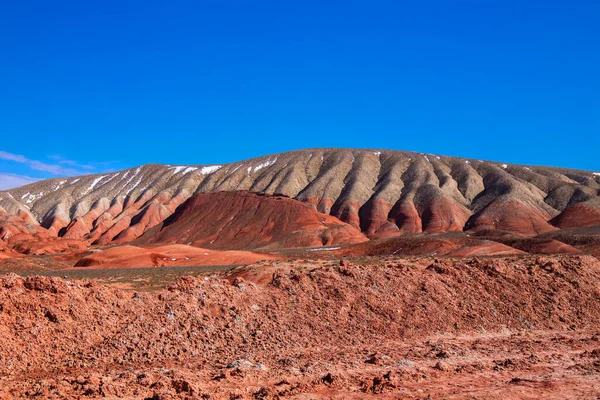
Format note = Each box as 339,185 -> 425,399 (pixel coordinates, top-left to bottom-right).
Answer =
0,149 -> 598,245
136,191 -> 368,250
0,213 -> 46,242
0,213 -> 88,255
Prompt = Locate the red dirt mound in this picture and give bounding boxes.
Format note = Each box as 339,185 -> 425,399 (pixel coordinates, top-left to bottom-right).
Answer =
334,236 -> 467,257
0,250 -> 21,260
551,203 -> 600,229
466,200 -> 557,236
447,241 -> 524,257
10,237 -> 88,256
0,214 -> 88,256
497,238 -> 582,255
136,191 -> 368,250
528,239 -> 581,254
0,213 -> 46,242
73,244 -> 279,268
334,234 -> 524,257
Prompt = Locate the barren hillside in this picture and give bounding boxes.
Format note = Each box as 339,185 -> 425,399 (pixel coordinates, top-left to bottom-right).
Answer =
1,149 -> 599,246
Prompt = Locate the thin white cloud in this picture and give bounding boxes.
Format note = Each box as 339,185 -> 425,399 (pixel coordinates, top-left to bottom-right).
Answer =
0,150 -> 87,176
0,151 -> 27,163
0,173 -> 39,190
47,155 -> 95,170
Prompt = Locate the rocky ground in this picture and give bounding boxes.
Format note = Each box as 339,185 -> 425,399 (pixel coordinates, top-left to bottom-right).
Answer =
1,255 -> 599,399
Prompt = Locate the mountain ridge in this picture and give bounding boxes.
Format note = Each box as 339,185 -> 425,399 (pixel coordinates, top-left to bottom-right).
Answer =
1,148 -> 599,246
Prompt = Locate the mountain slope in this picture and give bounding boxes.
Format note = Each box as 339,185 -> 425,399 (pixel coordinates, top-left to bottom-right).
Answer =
1,149 -> 599,246
134,191 -> 368,250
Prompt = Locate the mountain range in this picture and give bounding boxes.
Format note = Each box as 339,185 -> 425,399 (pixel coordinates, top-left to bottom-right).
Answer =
1,148 -> 600,261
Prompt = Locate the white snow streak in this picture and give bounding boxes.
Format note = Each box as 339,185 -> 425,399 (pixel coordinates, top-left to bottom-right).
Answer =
122,168 -> 142,194
51,179 -> 68,191
200,165 -> 221,174
169,165 -> 219,175
101,173 -> 120,185
182,167 -> 198,175
82,175 -> 107,195
22,192 -> 44,204
169,166 -> 186,174
251,157 -> 277,173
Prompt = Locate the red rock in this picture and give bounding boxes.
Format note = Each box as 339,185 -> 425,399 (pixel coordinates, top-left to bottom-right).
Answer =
0,255 -> 600,397
41,204 -> 70,236
467,200 -> 558,236
109,192 -> 190,244
10,238 -> 87,255
0,214 -> 46,242
84,199 -> 125,242
62,198 -> 111,240
358,199 -> 394,237
421,197 -> 471,233
73,244 -> 278,268
551,204 -> 600,229
389,200 -> 422,233
137,191 -> 368,250
448,242 -> 525,257
369,221 -> 402,239
331,199 -> 361,229
335,235 -> 468,257
317,197 -> 335,215
527,240 -> 581,254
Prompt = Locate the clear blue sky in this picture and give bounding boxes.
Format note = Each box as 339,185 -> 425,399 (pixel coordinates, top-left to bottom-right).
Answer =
1,1 -> 599,189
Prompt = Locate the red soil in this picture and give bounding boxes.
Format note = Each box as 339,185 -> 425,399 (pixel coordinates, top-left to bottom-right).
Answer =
137,191 -> 368,250
0,214 -> 46,241
467,200 -> 558,236
1,255 -> 600,398
10,237 -> 88,256
0,250 -> 20,260
447,241 -> 525,257
421,197 -> 472,233
552,203 -> 600,229
334,234 -> 526,258
0,214 -> 89,256
523,239 -> 582,254
73,244 -> 280,269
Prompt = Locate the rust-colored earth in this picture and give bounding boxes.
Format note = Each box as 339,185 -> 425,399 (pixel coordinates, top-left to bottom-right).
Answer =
73,244 -> 280,269
1,161 -> 600,398
1,255 -> 600,398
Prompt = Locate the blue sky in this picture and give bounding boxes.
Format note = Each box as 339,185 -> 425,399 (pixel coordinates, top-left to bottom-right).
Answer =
1,1 -> 599,189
